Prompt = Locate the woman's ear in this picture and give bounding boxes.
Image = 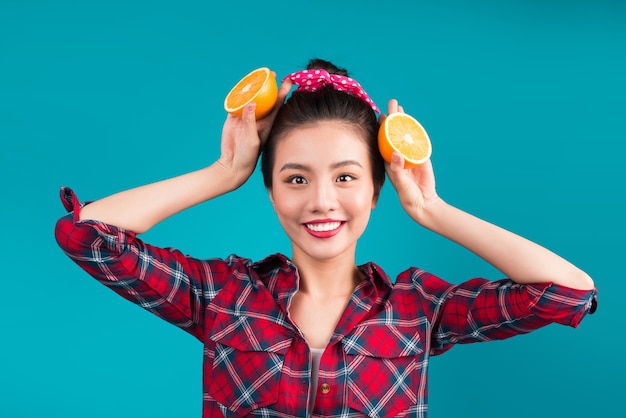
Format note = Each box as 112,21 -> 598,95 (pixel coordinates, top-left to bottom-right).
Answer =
371,189 -> 380,209
268,188 -> 275,206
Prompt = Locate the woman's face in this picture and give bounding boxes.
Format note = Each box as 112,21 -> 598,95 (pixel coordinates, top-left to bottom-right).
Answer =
269,121 -> 378,264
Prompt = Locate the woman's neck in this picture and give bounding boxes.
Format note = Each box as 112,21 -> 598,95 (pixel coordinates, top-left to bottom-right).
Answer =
292,252 -> 362,300
288,251 -> 364,349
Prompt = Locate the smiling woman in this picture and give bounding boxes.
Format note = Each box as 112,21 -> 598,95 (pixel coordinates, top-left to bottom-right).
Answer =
54,58 -> 597,418
269,122 -> 377,265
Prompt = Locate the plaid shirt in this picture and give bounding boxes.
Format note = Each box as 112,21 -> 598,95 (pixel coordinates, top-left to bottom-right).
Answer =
55,187 -> 597,418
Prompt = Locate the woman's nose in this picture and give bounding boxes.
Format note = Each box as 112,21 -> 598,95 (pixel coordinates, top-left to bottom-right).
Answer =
310,182 -> 337,213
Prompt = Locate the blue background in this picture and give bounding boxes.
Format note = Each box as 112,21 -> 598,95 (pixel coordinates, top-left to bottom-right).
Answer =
1,0 -> 624,416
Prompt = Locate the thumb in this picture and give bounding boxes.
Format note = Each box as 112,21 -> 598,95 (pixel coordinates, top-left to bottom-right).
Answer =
242,102 -> 257,126
387,151 -> 406,178
387,152 -> 411,191
240,102 -> 260,142
276,78 -> 293,104
387,151 -> 423,211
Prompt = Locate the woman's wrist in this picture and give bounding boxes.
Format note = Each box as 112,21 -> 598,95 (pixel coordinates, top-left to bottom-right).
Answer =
211,159 -> 255,192
408,196 -> 447,229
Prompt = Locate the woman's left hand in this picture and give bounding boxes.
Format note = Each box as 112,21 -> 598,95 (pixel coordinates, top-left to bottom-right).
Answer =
382,99 -> 441,224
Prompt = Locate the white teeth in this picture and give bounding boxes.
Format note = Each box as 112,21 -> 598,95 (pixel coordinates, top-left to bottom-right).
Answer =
306,222 -> 341,232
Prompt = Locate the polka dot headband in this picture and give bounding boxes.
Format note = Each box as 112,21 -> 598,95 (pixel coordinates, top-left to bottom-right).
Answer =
283,69 -> 381,113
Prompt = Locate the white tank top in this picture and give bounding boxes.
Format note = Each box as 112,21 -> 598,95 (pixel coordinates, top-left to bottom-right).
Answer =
309,347 -> 325,413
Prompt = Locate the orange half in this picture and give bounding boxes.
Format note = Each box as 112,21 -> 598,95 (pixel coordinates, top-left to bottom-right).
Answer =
224,67 -> 278,119
378,112 -> 432,168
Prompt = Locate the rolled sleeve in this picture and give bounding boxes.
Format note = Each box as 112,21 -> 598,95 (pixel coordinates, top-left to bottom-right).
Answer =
54,187 -> 228,341
409,269 -> 598,355
526,282 -> 598,328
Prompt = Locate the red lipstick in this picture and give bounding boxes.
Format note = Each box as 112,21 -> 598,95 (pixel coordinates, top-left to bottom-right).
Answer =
303,219 -> 345,238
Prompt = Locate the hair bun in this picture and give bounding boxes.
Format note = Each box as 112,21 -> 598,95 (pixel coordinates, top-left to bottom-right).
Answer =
306,58 -> 349,77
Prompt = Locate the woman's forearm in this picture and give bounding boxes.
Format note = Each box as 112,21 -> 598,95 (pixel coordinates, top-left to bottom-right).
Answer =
79,162 -> 240,234
418,200 -> 595,290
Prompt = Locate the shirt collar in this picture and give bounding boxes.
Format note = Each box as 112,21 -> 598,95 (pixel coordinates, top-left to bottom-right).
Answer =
251,253 -> 393,310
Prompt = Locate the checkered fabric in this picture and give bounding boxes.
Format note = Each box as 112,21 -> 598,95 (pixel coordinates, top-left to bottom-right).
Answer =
55,187 -> 597,417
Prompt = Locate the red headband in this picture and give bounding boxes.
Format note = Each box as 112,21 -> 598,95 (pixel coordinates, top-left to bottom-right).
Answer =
283,69 -> 380,113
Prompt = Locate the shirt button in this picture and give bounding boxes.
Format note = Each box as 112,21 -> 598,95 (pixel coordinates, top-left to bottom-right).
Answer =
590,294 -> 598,314
320,383 -> 331,394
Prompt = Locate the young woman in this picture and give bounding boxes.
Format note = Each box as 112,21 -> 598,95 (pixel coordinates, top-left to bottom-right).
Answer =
55,59 -> 597,418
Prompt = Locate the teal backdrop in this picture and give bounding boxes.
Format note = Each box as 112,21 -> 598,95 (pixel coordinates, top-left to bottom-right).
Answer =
1,0 -> 623,417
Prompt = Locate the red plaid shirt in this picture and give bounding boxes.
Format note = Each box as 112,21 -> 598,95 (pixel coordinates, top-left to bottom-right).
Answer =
55,187 -> 597,418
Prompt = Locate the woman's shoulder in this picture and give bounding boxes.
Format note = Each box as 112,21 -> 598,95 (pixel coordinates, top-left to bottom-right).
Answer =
363,262 -> 454,290
357,261 -> 460,303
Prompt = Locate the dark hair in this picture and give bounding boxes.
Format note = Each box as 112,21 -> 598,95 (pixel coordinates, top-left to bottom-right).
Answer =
261,58 -> 385,198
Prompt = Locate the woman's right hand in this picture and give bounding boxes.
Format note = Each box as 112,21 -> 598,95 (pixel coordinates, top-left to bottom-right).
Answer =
217,77 -> 292,188
381,99 -> 441,224
78,76 -> 292,233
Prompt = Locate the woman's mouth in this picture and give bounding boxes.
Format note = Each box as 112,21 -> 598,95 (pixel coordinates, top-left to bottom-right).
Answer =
303,221 -> 344,238
306,221 -> 342,232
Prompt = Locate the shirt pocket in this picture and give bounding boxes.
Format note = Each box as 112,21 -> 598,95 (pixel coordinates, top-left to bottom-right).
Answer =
208,311 -> 294,417
342,324 -> 425,418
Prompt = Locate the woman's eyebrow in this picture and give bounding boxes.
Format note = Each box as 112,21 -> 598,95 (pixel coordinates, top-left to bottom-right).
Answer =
279,163 -> 310,172
279,160 -> 363,172
331,159 -> 363,169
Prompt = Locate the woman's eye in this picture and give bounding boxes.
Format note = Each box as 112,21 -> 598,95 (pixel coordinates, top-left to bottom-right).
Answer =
288,176 -> 307,184
337,174 -> 355,182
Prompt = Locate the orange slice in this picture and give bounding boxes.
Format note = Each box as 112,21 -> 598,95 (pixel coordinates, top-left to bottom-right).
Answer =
378,112 -> 432,168
224,67 -> 278,119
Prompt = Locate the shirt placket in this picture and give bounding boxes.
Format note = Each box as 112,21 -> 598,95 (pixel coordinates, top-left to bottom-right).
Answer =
311,279 -> 378,417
